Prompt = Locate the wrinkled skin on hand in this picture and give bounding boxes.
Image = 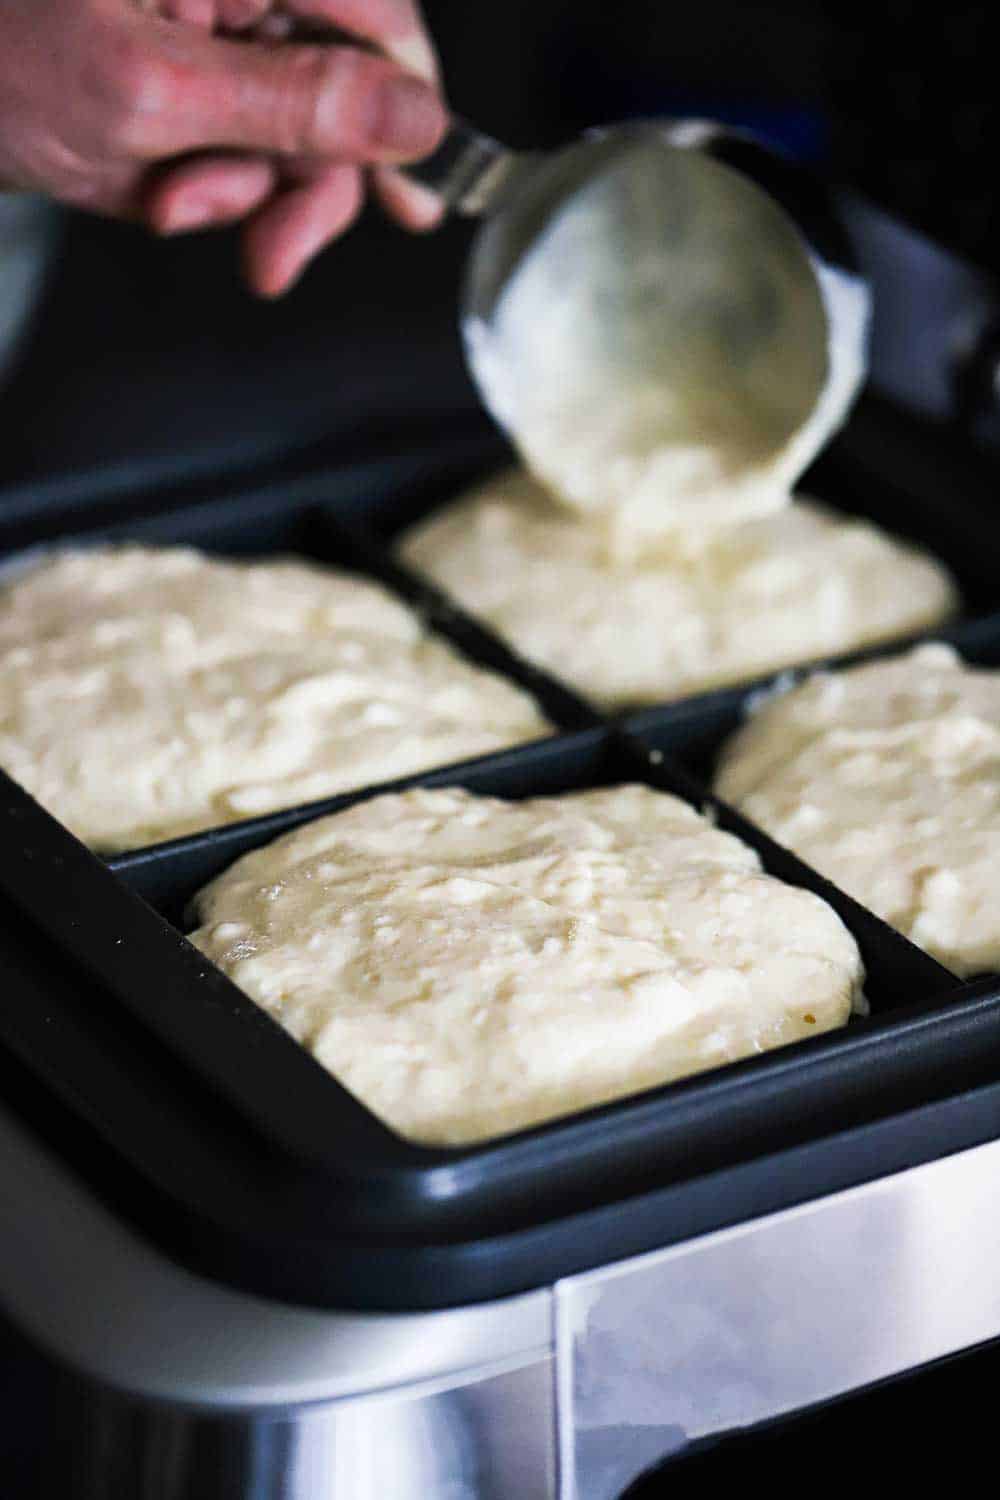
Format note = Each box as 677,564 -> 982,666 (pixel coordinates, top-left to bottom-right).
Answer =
0,0 -> 447,293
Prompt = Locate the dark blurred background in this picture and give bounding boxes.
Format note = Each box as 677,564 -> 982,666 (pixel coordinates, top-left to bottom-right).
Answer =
433,0 -> 998,265
1,1 -> 997,500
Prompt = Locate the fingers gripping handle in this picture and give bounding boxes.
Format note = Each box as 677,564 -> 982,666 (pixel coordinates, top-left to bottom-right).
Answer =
269,16 -> 514,217
400,118 -> 515,216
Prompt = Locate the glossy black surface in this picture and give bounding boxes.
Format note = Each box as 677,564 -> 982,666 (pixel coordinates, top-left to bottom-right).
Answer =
3,202 -> 1000,1310
0,407 -> 1000,1308
2,553 -> 998,1310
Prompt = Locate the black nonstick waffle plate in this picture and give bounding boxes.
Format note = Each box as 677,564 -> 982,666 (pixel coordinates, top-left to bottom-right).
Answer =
1,412 -> 1000,1311
2,709 -> 997,1312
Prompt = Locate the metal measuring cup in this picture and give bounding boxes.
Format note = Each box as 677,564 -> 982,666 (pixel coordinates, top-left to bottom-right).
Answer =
405,117 -> 870,522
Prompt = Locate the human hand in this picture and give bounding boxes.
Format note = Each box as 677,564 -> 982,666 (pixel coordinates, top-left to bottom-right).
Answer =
0,1 -> 448,294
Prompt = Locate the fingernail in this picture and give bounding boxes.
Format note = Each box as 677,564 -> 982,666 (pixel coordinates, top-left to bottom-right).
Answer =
161,200 -> 215,234
400,179 -> 445,227
162,195 -> 236,234
371,76 -> 446,157
384,32 -> 441,86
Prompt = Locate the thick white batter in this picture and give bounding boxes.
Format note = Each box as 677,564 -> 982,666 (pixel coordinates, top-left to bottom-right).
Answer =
190,784 -> 865,1145
468,135 -> 869,539
400,468 -> 958,710
716,644 -> 1000,976
0,545 -> 550,851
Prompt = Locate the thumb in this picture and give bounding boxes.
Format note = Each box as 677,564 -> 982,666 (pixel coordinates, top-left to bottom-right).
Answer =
128,27 -> 447,164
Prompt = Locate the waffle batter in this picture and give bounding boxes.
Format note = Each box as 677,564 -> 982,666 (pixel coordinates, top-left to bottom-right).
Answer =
400,468 -> 958,710
467,134 -> 869,538
716,644 -> 1000,976
0,545 -> 550,851
190,783 -> 865,1145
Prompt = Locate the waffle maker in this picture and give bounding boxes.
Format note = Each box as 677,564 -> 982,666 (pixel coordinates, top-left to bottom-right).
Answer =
3,192 -> 1000,1500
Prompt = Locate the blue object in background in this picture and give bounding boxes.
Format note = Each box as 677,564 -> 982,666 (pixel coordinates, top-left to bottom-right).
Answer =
598,86 -> 830,164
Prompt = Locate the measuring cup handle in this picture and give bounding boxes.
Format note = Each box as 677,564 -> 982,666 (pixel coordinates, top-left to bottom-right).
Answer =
402,118 -> 517,217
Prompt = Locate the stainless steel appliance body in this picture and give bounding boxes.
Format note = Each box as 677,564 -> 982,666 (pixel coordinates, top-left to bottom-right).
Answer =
6,1093 -> 1000,1500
